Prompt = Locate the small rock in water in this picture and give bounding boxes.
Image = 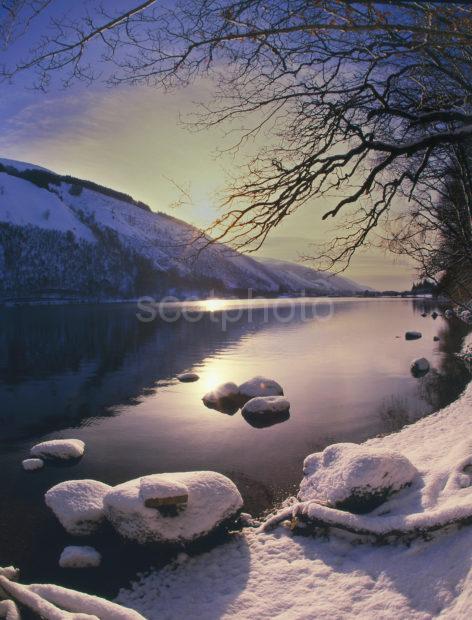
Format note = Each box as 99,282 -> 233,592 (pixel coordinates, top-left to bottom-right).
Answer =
405,331 -> 422,340
59,545 -> 102,568
139,475 -> 189,509
31,439 -> 85,460
242,396 -> 290,416
421,312 -> 427,317
202,382 -> 240,413
431,311 -> 438,319
22,458 -> 44,471
433,336 -> 440,341
411,357 -> 430,377
177,372 -> 199,383
239,376 -> 284,402
445,309 -> 453,319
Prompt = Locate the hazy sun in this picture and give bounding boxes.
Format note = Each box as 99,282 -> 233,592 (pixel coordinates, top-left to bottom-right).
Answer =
203,298 -> 226,312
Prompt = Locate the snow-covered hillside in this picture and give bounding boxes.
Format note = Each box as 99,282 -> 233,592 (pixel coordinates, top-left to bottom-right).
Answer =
0,158 -> 367,300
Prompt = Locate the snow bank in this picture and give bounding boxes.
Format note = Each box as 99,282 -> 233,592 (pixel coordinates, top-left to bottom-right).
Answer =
45,480 -> 111,535
118,338 -> 472,619
299,443 -> 418,513
104,471 -> 243,545
238,376 -> 283,401
22,458 -> 44,471
31,439 -> 85,460
59,547 -> 102,569
241,396 -> 290,416
30,583 -> 145,620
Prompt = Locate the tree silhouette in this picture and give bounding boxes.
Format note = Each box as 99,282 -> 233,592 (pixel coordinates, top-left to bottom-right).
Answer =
2,1 -> 472,270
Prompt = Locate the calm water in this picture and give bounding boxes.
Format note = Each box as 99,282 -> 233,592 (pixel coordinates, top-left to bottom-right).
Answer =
0,298 -> 470,596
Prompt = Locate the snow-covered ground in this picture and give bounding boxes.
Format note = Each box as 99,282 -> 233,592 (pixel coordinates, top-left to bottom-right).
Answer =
0,158 -> 367,297
118,342 -> 472,619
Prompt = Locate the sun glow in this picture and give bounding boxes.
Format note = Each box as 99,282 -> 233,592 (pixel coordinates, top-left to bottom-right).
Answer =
202,298 -> 226,313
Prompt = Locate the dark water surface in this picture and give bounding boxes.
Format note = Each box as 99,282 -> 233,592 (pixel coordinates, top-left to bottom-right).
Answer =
0,298 -> 470,597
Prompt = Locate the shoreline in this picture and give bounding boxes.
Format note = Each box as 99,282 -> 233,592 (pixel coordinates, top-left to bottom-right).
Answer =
118,335 -> 472,619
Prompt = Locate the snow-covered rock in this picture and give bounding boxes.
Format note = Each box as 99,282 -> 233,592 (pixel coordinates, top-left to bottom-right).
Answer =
410,357 -> 430,377
116,342 -> 472,619
22,458 -> 44,471
238,376 -> 284,401
139,476 -> 188,508
59,546 -> 102,569
31,439 -> 85,460
299,443 -> 418,513
242,396 -> 290,416
45,479 -> 112,535
405,331 -> 422,340
177,372 -> 199,383
445,309 -> 453,318
202,382 -> 240,412
104,472 -> 243,545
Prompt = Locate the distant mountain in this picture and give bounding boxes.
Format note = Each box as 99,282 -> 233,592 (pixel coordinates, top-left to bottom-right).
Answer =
0,158 -> 368,301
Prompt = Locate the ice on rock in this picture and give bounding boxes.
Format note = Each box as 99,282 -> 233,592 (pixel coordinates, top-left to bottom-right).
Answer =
139,475 -> 189,508
405,331 -> 422,340
22,458 -> 44,471
45,479 -> 112,535
238,376 -> 283,401
202,382 -> 240,412
242,396 -> 290,416
177,372 -> 199,383
299,443 -> 418,513
104,471 -> 243,544
410,357 -> 430,377
59,546 -> 102,569
31,439 -> 85,460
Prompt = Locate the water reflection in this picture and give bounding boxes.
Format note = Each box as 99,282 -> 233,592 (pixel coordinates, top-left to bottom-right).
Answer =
0,298 -> 471,598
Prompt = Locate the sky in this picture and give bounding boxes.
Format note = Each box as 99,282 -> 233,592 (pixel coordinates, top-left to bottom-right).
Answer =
0,3 -> 415,290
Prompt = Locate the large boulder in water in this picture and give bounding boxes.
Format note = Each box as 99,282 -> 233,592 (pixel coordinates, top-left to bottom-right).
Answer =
298,443 -> 418,514
238,376 -> 283,402
104,471 -> 243,545
45,479 -> 112,535
202,382 -> 240,413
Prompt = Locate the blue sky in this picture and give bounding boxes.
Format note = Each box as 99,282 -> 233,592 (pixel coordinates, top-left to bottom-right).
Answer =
0,1 -> 414,290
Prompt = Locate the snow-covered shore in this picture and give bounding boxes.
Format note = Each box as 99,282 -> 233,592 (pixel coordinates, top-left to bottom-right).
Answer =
118,344 -> 472,619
